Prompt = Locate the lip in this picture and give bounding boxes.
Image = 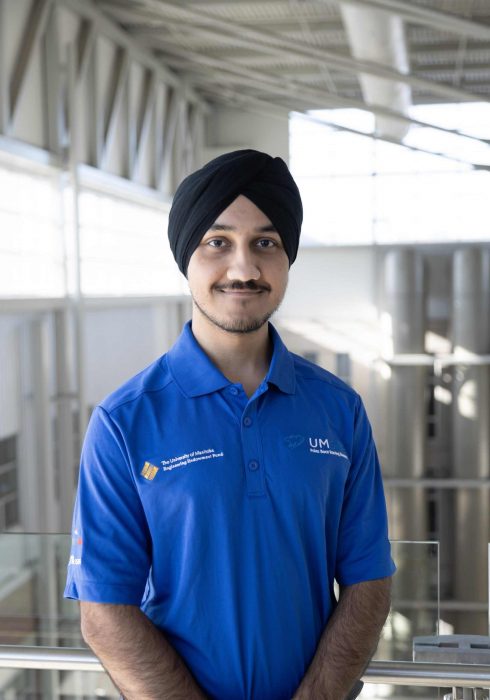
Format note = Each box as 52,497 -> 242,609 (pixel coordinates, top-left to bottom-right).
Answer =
218,289 -> 264,295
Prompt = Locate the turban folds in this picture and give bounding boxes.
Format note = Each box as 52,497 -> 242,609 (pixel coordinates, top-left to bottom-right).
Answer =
167,149 -> 303,276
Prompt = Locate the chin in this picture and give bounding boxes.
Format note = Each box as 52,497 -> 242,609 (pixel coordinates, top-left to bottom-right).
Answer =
192,295 -> 281,334
212,315 -> 271,334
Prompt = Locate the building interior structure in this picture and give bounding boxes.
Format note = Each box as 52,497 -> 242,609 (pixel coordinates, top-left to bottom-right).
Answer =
1,0 -> 490,697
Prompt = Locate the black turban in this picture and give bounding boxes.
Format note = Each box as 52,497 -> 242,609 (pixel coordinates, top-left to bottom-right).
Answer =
167,149 -> 303,276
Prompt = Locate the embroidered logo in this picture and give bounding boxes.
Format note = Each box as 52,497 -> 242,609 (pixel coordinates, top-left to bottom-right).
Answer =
284,434 -> 305,449
161,448 -> 224,472
141,461 -> 160,480
308,437 -> 348,460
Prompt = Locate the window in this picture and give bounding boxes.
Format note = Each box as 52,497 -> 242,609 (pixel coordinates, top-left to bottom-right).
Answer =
290,102 -> 490,246
0,435 -> 19,530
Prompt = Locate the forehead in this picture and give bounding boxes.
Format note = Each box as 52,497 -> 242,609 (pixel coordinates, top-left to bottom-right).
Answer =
212,195 -> 274,228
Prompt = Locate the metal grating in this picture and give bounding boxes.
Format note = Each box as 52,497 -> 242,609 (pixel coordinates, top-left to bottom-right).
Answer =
95,0 -> 490,115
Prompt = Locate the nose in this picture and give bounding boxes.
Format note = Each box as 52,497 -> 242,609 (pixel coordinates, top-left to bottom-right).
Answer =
226,245 -> 260,282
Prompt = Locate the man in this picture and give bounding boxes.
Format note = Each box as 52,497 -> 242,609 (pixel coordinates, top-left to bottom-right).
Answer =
65,149 -> 395,700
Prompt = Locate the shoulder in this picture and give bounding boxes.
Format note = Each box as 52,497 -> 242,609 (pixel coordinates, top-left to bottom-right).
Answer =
99,354 -> 174,416
291,352 -> 360,405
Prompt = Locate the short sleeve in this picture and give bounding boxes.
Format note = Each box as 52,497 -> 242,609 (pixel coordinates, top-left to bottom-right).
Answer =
64,406 -> 151,604
335,396 -> 396,586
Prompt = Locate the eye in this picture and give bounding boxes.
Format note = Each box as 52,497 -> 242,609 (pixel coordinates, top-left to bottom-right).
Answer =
256,238 -> 277,249
206,238 -> 228,248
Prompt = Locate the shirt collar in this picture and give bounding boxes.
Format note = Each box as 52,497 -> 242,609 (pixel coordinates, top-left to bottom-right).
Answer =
166,321 -> 296,398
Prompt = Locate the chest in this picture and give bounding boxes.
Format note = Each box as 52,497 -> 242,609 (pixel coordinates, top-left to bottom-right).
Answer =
129,390 -> 353,522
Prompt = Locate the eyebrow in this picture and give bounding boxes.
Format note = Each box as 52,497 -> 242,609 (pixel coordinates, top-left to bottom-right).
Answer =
209,223 -> 278,233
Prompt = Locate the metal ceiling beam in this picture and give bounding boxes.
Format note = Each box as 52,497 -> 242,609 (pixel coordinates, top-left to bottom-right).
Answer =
131,0 -> 488,105
157,87 -> 182,193
0,1 -> 7,133
101,47 -> 130,171
9,0 -> 54,131
137,28 -> 481,106
76,20 -> 96,83
56,0 -> 206,108
43,7 -> 63,155
130,70 -> 157,180
153,83 -> 168,190
154,45 -> 490,147
346,0 -> 490,42
99,0 -> 344,26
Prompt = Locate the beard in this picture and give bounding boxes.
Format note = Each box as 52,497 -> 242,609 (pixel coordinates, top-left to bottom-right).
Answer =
191,292 -> 282,334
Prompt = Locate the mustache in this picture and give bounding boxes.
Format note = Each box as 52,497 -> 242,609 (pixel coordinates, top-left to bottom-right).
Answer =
215,281 -> 270,292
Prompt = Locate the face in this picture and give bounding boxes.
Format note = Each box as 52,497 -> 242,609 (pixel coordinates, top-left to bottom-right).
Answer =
186,195 -> 290,334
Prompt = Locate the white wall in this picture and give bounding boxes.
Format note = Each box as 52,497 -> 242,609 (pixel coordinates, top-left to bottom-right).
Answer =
204,106 -> 290,164
279,245 -> 379,323
85,305 -> 165,407
83,299 -> 189,407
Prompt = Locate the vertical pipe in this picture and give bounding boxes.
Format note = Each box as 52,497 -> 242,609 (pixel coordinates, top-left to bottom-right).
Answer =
452,248 -> 490,634
66,42 -> 88,445
30,316 -> 57,532
383,249 -> 426,529
382,249 -> 429,647
54,309 -> 76,531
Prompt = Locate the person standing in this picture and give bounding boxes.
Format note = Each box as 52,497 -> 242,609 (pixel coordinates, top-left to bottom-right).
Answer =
65,149 -> 395,700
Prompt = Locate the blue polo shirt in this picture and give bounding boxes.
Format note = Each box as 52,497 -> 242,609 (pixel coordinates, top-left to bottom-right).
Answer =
65,320 -> 395,700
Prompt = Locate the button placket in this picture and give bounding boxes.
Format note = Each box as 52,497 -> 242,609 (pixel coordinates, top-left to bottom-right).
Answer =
241,400 -> 265,496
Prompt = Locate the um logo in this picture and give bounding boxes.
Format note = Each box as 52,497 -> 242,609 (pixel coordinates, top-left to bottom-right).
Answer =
309,438 -> 330,449
284,434 -> 305,449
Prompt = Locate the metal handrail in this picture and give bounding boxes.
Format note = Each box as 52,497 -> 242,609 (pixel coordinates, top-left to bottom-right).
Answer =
1,646 -> 490,688
0,646 -> 103,672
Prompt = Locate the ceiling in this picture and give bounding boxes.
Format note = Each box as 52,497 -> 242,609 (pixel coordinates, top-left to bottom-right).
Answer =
95,0 -> 490,139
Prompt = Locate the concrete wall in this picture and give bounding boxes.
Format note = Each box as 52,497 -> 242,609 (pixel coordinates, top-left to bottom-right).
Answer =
0,318 -> 21,439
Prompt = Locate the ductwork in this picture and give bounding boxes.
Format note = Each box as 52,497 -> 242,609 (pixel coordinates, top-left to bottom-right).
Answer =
339,2 -> 412,140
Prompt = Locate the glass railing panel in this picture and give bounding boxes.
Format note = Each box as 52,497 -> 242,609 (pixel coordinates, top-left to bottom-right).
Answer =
0,533 -> 82,649
0,535 -> 442,653
2,535 -> 489,700
364,541 -> 441,699
376,540 -> 440,663
0,668 -> 119,699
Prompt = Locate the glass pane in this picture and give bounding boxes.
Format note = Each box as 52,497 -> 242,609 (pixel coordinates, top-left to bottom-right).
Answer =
0,534 -> 81,648
0,165 -> 65,298
78,188 -> 186,297
365,541 -> 441,699
376,541 -> 440,662
0,468 -> 17,497
290,103 -> 490,247
0,535 -> 469,700
0,668 -> 119,699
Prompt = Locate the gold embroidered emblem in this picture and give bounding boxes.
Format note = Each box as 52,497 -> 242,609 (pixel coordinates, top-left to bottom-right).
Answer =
141,461 -> 159,481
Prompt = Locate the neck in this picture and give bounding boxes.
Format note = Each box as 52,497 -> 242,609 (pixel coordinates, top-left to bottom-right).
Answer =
190,310 -> 272,390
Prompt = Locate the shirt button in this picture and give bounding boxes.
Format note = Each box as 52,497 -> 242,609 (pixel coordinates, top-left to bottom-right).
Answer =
229,387 -> 238,395
243,416 -> 252,427
248,460 -> 259,471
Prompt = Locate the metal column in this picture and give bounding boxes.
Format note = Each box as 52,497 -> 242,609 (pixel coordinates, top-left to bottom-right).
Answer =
18,316 -> 58,532
383,249 -> 430,648
452,248 -> 490,635
54,309 -> 76,531
383,249 -> 427,537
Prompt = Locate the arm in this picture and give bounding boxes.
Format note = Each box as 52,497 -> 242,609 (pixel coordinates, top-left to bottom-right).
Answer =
80,602 -> 207,700
292,576 -> 392,700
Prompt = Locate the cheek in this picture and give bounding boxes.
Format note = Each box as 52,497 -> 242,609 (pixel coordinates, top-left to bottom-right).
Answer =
187,254 -> 221,294
269,256 -> 289,288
